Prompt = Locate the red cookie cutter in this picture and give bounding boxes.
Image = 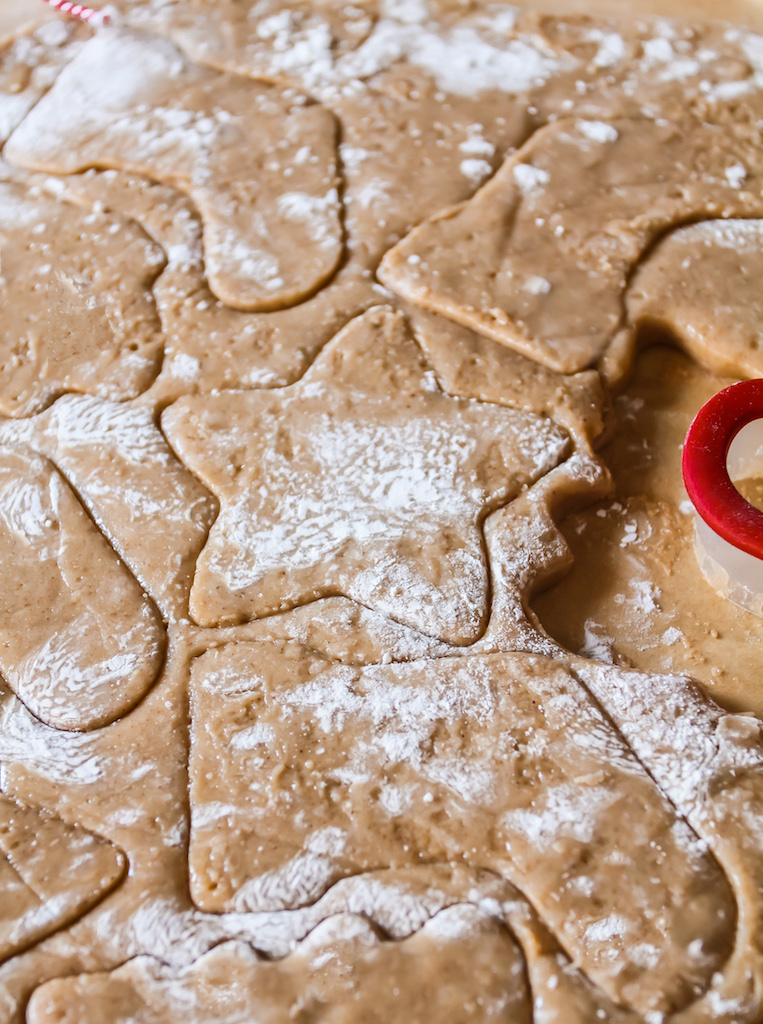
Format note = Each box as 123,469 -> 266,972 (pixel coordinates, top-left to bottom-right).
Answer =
683,378 -> 763,617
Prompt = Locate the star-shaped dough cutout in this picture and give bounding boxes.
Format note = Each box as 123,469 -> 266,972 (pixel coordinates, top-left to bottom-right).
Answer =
163,306 -> 570,643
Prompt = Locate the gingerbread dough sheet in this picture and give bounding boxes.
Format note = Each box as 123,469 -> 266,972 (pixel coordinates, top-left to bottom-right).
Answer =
533,347 -> 763,712
0,394 -> 218,621
626,220 -> 763,379
188,641 -> 734,1014
0,19 -> 88,145
108,0 -> 378,90
2,4 -> 763,1024
333,64 -> 531,267
48,169 -> 381,398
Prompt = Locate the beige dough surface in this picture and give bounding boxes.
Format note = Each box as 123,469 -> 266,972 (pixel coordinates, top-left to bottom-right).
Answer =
534,346 -> 763,717
3,3 -> 763,1023
49,169 -> 381,398
188,641 -> 734,1014
0,793 -> 125,965
626,220 -> 763,378
0,18 -> 86,144
0,394 -> 218,621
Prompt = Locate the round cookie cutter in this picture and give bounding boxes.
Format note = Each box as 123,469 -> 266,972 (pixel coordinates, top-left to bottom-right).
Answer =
683,378 -> 763,617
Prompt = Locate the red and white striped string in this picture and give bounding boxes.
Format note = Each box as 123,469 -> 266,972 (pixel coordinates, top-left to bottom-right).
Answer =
41,0 -> 113,26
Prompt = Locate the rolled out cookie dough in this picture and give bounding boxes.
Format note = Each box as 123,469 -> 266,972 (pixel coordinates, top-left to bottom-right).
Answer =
0,19 -> 88,145
49,169 -> 381,398
3,6 -> 763,1023
5,29 -> 343,312
0,394 -> 218,622
103,0 -> 377,88
533,346 -> 763,712
407,305 -> 606,445
162,306 -> 570,643
334,63 -> 530,266
379,117 -> 763,373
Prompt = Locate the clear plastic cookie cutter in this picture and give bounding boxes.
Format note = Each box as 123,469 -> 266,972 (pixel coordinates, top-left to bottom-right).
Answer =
683,379 -> 763,618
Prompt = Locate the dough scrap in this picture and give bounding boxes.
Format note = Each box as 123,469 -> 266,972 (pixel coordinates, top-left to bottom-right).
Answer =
626,219 -> 763,378
0,792 -> 125,965
528,14 -> 763,128
379,116 -> 763,373
220,596 -> 452,665
154,256 -> 378,398
0,445 -> 166,731
570,658 -> 763,1022
0,658 -> 540,991
0,394 -> 217,621
0,179 -> 165,417
532,347 -> 763,705
162,306 -> 570,643
87,0 -> 763,135
426,395 -> 763,1016
188,640 -> 734,1014
5,30 -> 343,312
26,909 -> 531,1024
